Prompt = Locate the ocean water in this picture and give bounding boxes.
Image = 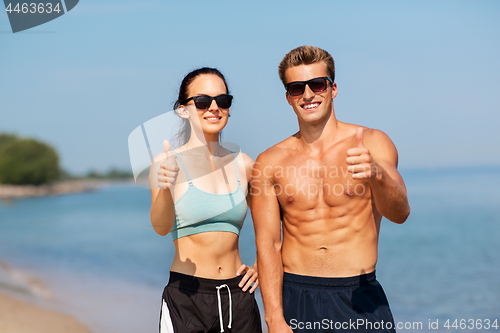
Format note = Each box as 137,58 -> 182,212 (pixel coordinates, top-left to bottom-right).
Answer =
377,167 -> 500,330
0,167 -> 499,332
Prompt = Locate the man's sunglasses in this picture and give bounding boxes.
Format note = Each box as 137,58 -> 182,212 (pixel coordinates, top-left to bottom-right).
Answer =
182,94 -> 233,109
285,77 -> 333,96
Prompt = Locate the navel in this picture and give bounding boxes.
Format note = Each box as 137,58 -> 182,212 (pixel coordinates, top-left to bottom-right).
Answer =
345,183 -> 354,196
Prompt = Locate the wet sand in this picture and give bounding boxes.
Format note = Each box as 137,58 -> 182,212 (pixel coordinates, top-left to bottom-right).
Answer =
0,260 -> 91,333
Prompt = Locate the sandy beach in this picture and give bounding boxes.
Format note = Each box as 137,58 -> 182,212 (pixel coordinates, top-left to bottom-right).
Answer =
0,291 -> 91,333
0,260 -> 91,333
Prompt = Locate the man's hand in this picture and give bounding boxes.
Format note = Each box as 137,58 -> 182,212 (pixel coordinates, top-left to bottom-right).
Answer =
157,140 -> 179,189
268,318 -> 294,333
346,127 -> 380,181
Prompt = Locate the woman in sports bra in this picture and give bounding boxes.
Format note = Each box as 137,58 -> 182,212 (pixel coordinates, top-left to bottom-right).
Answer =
149,68 -> 262,333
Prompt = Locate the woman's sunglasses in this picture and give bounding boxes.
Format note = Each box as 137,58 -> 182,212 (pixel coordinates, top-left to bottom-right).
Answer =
182,94 -> 233,109
285,77 -> 333,96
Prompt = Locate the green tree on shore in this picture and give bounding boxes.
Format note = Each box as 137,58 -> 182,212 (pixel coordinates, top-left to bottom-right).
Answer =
0,133 -> 17,149
0,134 -> 60,185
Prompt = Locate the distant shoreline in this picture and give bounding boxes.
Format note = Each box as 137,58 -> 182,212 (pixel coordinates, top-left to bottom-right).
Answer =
0,179 -> 133,201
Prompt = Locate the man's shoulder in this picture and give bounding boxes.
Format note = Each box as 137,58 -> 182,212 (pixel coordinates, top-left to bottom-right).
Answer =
339,122 -> 398,165
339,121 -> 393,145
256,135 -> 297,164
362,127 -> 395,150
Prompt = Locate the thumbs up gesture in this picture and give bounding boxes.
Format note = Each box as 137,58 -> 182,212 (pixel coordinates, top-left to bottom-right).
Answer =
346,127 -> 379,181
157,140 -> 180,189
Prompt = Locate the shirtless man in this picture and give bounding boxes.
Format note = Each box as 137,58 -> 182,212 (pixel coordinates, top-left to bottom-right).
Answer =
251,46 -> 410,333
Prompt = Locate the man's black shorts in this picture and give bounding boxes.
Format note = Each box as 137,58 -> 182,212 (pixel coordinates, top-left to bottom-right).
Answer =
283,271 -> 396,333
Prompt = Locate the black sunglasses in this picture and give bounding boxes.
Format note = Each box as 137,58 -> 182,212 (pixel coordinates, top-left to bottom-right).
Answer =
285,77 -> 333,96
182,94 -> 233,109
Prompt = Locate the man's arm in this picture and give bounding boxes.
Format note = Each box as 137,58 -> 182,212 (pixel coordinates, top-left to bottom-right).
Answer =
347,127 -> 410,223
251,152 -> 293,333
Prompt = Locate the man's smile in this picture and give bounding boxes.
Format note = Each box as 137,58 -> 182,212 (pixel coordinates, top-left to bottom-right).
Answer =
301,102 -> 321,110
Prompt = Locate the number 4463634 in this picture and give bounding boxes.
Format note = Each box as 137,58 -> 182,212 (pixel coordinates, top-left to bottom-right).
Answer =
444,319 -> 498,330
5,3 -> 62,14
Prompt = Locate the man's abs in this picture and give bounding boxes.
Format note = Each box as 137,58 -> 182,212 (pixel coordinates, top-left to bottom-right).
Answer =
281,214 -> 380,277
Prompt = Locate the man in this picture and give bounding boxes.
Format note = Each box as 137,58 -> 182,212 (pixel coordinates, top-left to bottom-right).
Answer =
251,46 -> 410,333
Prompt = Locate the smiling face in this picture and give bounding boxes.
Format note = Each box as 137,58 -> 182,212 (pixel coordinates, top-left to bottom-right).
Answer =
284,62 -> 337,125
183,74 -> 230,140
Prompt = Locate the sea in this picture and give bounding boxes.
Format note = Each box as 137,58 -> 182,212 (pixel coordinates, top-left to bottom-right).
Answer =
0,167 -> 499,333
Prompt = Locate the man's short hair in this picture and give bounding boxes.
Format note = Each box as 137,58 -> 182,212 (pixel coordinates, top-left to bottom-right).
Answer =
278,45 -> 335,86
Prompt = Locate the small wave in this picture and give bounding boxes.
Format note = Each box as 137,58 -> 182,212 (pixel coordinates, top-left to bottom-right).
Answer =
0,261 -> 53,299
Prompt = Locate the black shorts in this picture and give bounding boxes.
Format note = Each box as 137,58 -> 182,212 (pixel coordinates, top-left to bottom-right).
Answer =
160,271 -> 262,333
283,271 -> 396,333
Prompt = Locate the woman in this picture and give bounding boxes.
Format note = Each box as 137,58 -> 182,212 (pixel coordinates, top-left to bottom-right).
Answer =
149,68 -> 262,333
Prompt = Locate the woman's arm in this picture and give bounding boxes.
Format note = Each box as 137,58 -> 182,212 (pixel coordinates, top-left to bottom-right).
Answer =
149,141 -> 179,236
241,152 -> 255,207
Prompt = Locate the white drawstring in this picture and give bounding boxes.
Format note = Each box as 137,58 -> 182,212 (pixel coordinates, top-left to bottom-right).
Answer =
216,284 -> 232,333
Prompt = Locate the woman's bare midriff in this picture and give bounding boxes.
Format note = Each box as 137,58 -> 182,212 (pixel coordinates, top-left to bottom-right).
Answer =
170,231 -> 243,279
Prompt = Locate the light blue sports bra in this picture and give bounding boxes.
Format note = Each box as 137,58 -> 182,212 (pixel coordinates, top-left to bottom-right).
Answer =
170,151 -> 248,240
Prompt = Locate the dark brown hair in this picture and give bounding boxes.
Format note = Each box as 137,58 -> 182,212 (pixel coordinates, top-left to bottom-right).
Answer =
173,68 -> 229,146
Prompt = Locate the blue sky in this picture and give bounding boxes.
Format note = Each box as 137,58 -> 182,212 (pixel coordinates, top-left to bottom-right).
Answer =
1,0 -> 499,174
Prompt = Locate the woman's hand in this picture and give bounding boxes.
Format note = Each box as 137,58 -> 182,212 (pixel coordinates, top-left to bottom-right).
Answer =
157,140 -> 179,189
236,264 -> 259,293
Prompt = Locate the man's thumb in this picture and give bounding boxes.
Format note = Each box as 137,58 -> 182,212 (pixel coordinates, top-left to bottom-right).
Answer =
356,127 -> 364,148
